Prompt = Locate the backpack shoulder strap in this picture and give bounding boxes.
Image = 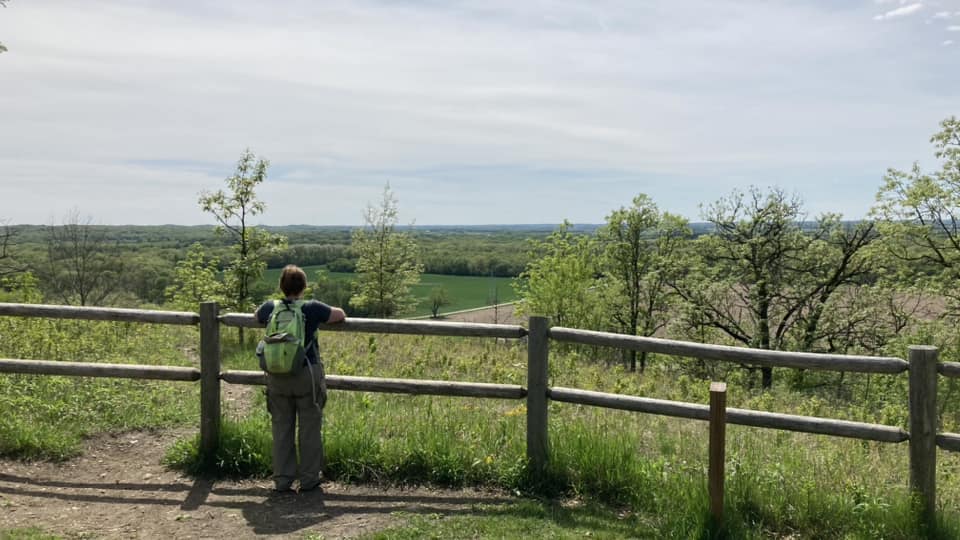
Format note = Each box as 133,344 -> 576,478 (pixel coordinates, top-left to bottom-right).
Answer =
292,300 -> 315,348
267,299 -> 292,332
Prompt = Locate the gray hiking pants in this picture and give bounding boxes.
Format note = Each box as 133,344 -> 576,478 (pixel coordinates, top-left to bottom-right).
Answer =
265,362 -> 327,490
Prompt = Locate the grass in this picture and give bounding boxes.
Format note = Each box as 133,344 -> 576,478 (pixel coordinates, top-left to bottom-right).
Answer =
4,292 -> 960,537
361,500 -> 664,539
259,267 -> 517,317
0,318 -> 199,460
161,333 -> 960,538
0,529 -> 61,540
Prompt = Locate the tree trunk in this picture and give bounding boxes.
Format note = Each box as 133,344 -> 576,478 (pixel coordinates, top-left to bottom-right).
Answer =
758,285 -> 773,389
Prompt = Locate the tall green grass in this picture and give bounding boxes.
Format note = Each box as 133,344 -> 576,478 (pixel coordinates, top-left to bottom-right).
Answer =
0,317 -> 200,460
0,528 -> 61,540
164,333 -> 960,537
364,500 -> 664,539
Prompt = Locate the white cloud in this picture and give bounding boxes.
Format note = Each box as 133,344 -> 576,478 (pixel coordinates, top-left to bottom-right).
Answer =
873,3 -> 924,20
0,0 -> 956,224
944,39 -> 955,45
933,11 -> 953,19
949,25 -> 960,30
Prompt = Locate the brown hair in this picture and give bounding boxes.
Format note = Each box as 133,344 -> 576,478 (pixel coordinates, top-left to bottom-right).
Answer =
279,265 -> 307,297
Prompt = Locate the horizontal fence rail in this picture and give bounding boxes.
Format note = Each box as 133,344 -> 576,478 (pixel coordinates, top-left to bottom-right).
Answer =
0,303 -> 199,326
221,369 -> 526,399
938,433 -> 960,452
548,387 -> 909,443
0,358 -> 200,381
549,327 -> 909,374
219,312 -> 527,339
939,362 -> 960,379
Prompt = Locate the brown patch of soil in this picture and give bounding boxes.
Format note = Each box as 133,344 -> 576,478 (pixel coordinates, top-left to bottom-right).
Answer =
439,304 -> 519,325
223,382 -> 258,419
0,430 -> 511,539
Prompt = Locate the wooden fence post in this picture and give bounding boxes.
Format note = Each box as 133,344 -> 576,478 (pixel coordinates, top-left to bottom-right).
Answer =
527,316 -> 550,476
200,301 -> 221,460
908,345 -> 937,526
709,382 -> 727,526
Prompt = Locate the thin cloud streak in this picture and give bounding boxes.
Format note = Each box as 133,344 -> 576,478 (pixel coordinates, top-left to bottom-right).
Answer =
873,3 -> 924,20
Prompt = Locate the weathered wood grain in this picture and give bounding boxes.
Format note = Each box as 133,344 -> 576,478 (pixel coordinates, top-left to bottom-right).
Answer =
0,358 -> 199,381
549,327 -> 907,374
548,387 -> 909,443
0,302 -> 198,325
219,370 -> 525,399
219,312 -> 526,339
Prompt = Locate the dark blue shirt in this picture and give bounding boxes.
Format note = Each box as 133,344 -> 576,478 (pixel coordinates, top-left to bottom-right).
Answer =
256,299 -> 333,365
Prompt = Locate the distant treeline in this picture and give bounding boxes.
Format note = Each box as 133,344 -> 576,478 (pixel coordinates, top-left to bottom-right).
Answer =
2,223 -> 566,306
4,221 -> 856,288
6,223 -> 570,278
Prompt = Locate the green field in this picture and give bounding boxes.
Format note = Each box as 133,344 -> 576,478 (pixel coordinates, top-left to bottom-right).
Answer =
260,267 -> 518,317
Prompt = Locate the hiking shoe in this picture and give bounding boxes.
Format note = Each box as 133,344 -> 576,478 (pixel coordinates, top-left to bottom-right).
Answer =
298,481 -> 324,494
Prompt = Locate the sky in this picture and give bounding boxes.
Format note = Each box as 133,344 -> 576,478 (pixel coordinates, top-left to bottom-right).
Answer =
0,0 -> 958,226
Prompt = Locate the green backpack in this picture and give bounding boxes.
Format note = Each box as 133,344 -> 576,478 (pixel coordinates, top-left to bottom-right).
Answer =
259,299 -> 309,376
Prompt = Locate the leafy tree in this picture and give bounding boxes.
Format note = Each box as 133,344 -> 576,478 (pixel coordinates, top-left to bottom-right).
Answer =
120,252 -> 175,306
672,187 -> 877,389
596,194 -> 690,371
311,269 -> 360,315
37,210 -> 123,306
165,243 -> 224,311
874,116 -> 960,316
0,219 -> 23,277
514,221 -> 603,329
429,286 -> 451,318
199,149 -> 286,341
350,185 -> 423,318
0,272 -> 40,303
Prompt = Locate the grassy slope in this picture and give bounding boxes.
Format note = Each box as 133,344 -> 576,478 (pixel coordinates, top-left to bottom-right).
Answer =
0,318 -> 199,460
260,267 -> 518,317
164,334 -> 960,538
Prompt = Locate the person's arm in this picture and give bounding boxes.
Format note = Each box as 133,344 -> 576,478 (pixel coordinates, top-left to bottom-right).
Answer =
254,301 -> 274,326
326,307 -> 346,324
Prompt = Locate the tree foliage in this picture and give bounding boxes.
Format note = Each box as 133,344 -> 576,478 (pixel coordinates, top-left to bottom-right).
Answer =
514,221 -> 603,329
37,210 -> 124,306
874,116 -> 960,316
429,286 -> 451,318
165,243 -> 224,311
672,187 -> 878,388
350,185 -> 423,318
0,220 -> 23,277
596,194 -> 690,371
199,149 -> 286,339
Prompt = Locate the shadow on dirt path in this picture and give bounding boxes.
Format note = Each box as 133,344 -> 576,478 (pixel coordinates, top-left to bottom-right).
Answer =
0,429 -> 512,539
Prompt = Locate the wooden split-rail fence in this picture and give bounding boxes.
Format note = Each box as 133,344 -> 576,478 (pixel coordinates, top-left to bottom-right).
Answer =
1,301 -> 959,526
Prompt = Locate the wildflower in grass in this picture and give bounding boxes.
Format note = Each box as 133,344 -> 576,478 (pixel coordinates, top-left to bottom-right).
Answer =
504,404 -> 526,417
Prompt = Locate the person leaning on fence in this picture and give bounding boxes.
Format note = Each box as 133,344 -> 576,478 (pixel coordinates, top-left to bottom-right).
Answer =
254,264 -> 346,493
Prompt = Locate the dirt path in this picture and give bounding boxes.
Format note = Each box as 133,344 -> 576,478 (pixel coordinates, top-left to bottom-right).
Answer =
0,429 -> 511,539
